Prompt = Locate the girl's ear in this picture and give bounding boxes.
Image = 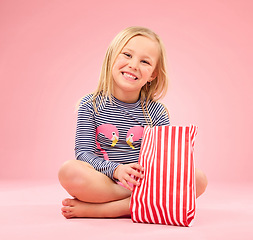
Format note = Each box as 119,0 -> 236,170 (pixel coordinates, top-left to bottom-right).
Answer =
150,69 -> 158,81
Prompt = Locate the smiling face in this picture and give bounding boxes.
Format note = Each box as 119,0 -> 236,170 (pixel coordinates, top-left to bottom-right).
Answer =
111,35 -> 160,103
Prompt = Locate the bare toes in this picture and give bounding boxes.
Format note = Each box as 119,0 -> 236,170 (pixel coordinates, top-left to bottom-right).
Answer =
62,198 -> 73,206
61,206 -> 71,212
61,198 -> 88,218
62,211 -> 73,219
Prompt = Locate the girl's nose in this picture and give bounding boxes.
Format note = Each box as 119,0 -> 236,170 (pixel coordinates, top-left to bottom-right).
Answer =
128,58 -> 139,70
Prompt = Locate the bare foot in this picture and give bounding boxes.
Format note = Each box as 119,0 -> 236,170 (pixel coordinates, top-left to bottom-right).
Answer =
61,197 -> 131,219
61,198 -> 91,219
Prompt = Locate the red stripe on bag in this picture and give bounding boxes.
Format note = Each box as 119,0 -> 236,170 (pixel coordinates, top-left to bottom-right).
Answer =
183,126 -> 189,226
155,127 -> 165,224
144,128 -> 155,223
162,126 -> 170,224
175,127 -> 182,225
169,126 -> 177,225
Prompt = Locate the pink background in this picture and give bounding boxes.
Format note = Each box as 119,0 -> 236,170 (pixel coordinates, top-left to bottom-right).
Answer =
1,0 -> 253,185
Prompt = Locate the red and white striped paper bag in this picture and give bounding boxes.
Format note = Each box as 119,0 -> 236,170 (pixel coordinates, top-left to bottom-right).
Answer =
130,125 -> 198,227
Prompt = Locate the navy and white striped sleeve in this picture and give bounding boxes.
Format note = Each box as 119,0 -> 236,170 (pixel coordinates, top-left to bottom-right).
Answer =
150,102 -> 170,126
75,97 -> 120,179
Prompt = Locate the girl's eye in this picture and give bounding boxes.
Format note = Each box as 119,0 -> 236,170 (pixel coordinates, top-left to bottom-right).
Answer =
123,53 -> 131,58
141,60 -> 150,65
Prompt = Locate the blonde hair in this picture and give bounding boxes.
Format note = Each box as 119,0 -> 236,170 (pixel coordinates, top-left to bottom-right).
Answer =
81,26 -> 169,126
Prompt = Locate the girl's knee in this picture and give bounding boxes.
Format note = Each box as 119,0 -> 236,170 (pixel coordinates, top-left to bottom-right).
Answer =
195,168 -> 208,198
59,160 -> 75,181
58,160 -> 92,189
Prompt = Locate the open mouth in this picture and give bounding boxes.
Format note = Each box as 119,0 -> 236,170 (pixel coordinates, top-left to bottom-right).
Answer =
122,72 -> 138,80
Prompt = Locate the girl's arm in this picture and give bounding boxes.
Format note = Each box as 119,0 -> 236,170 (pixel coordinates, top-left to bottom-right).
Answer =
75,96 -> 120,180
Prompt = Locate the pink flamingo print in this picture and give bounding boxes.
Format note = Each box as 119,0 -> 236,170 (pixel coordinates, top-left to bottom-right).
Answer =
126,126 -> 144,149
96,124 -> 119,160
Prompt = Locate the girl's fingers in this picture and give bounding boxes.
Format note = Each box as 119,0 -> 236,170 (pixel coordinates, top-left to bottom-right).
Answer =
128,177 -> 140,187
128,168 -> 144,179
124,173 -> 140,187
130,163 -> 144,171
117,163 -> 145,190
121,179 -> 133,191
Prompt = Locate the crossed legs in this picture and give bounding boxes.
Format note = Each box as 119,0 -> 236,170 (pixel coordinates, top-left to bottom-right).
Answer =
58,160 -> 208,219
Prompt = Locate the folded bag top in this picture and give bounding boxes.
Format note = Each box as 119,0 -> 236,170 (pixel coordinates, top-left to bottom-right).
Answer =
130,125 -> 198,227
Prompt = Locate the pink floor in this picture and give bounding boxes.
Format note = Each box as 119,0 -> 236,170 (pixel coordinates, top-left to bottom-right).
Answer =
0,180 -> 252,240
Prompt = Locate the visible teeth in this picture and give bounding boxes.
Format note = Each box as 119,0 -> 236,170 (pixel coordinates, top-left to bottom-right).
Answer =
123,72 -> 137,80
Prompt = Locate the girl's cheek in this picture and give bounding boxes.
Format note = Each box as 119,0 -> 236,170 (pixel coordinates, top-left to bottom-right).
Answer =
114,58 -> 127,68
142,67 -> 153,77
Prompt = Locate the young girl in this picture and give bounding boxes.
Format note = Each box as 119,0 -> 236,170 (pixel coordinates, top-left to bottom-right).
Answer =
58,26 -> 208,219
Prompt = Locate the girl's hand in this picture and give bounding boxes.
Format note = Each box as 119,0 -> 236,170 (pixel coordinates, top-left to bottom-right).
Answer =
113,163 -> 144,191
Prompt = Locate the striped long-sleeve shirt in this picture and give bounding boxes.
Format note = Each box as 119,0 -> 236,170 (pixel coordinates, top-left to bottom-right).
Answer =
75,94 -> 170,180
